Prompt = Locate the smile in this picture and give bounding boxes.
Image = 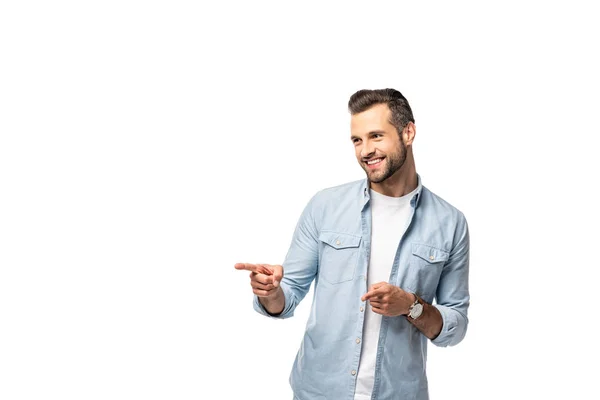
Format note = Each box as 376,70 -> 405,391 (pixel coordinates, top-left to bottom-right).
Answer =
366,158 -> 384,168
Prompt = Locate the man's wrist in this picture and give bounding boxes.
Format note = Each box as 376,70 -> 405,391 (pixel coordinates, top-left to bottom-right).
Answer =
259,287 -> 285,315
406,292 -> 423,319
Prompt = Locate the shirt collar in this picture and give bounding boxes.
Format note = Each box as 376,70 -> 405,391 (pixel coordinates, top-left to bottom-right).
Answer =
362,174 -> 423,209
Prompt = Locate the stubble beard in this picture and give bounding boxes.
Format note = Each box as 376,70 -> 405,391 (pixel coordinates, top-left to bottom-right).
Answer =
364,139 -> 407,184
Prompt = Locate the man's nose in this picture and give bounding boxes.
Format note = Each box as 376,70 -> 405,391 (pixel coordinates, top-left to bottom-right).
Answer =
361,142 -> 375,159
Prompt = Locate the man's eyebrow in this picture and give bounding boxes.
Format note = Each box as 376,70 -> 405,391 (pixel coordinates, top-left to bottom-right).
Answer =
350,130 -> 386,139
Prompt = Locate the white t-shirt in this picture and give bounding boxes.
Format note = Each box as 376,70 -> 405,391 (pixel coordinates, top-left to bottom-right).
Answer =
354,186 -> 417,400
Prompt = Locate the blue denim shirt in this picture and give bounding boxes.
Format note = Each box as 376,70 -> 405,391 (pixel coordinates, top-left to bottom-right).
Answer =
253,175 -> 470,400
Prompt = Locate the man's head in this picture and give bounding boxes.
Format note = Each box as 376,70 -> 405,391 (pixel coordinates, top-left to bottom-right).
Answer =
348,89 -> 416,184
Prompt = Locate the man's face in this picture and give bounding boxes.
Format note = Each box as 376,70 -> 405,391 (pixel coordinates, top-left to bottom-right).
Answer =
350,103 -> 407,184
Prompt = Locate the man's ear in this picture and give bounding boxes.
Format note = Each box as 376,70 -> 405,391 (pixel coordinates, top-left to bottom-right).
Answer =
403,122 -> 416,146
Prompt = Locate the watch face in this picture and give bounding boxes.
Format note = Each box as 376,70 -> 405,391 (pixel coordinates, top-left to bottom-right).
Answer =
411,303 -> 423,319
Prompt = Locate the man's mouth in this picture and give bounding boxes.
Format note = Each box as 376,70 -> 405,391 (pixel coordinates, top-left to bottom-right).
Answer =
365,157 -> 384,168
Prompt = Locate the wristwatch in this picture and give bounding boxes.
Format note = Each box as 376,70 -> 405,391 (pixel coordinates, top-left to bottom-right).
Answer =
408,293 -> 423,319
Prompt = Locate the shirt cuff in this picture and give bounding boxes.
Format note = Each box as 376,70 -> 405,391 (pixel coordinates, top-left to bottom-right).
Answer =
431,304 -> 461,347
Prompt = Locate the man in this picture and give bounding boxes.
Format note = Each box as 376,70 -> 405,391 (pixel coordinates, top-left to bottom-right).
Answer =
235,88 -> 470,400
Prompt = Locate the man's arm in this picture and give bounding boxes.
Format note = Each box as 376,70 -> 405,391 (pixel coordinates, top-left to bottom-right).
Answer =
406,294 -> 443,339
362,213 -> 469,345
429,213 -> 470,347
235,192 -> 321,319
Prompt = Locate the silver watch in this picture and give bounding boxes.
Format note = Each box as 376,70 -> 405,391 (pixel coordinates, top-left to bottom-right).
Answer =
408,294 -> 423,319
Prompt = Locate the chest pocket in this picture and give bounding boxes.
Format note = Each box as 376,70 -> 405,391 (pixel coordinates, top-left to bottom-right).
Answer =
318,231 -> 361,284
406,243 -> 449,300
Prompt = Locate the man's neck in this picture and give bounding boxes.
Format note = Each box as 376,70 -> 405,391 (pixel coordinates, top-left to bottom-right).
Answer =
370,163 -> 418,198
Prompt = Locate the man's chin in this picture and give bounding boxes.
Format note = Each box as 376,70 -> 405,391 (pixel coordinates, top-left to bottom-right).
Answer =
366,172 -> 387,184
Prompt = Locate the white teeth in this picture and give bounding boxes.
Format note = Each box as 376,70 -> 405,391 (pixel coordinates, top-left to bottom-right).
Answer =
367,158 -> 382,165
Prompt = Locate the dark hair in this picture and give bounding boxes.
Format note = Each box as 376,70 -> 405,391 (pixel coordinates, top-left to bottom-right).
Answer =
348,88 -> 415,135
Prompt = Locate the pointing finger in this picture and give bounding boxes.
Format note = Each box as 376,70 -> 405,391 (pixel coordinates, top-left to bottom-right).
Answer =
362,291 -> 375,302
235,263 -> 258,272
235,263 -> 272,275
362,288 -> 384,302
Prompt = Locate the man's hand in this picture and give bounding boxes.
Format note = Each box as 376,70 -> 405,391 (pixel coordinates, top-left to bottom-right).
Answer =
361,282 -> 415,317
234,263 -> 284,298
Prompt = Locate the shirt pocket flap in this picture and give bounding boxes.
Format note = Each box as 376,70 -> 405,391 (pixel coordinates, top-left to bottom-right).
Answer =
319,231 -> 361,250
411,243 -> 450,264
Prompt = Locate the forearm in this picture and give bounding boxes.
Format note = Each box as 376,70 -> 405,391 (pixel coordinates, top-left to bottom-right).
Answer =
407,295 -> 443,340
258,287 -> 285,316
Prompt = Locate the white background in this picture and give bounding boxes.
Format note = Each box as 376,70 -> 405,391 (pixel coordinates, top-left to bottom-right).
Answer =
1,1 -> 599,399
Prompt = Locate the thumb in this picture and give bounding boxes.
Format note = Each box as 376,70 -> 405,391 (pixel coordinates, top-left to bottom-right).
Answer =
272,265 -> 284,287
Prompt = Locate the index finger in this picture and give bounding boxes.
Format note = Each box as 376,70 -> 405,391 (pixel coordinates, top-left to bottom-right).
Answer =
361,287 -> 385,302
234,263 -> 272,275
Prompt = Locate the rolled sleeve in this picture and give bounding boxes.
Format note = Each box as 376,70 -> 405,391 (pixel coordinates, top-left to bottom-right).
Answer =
252,192 -> 320,320
431,212 -> 470,347
431,304 -> 468,347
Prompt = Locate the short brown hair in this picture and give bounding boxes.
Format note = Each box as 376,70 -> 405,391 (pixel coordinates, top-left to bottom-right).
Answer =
348,88 -> 415,135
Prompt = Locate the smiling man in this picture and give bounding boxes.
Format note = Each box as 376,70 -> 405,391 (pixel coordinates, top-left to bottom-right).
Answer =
235,88 -> 470,400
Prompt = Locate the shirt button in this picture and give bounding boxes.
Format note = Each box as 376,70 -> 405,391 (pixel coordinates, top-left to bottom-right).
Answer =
360,306 -> 364,312
351,370 -> 356,376
429,255 -> 434,261
356,338 -> 361,344
336,240 -> 341,245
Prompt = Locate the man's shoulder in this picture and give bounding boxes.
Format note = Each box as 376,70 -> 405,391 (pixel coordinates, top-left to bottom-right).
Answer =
307,178 -> 364,209
421,185 -> 467,221
318,178 -> 365,196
